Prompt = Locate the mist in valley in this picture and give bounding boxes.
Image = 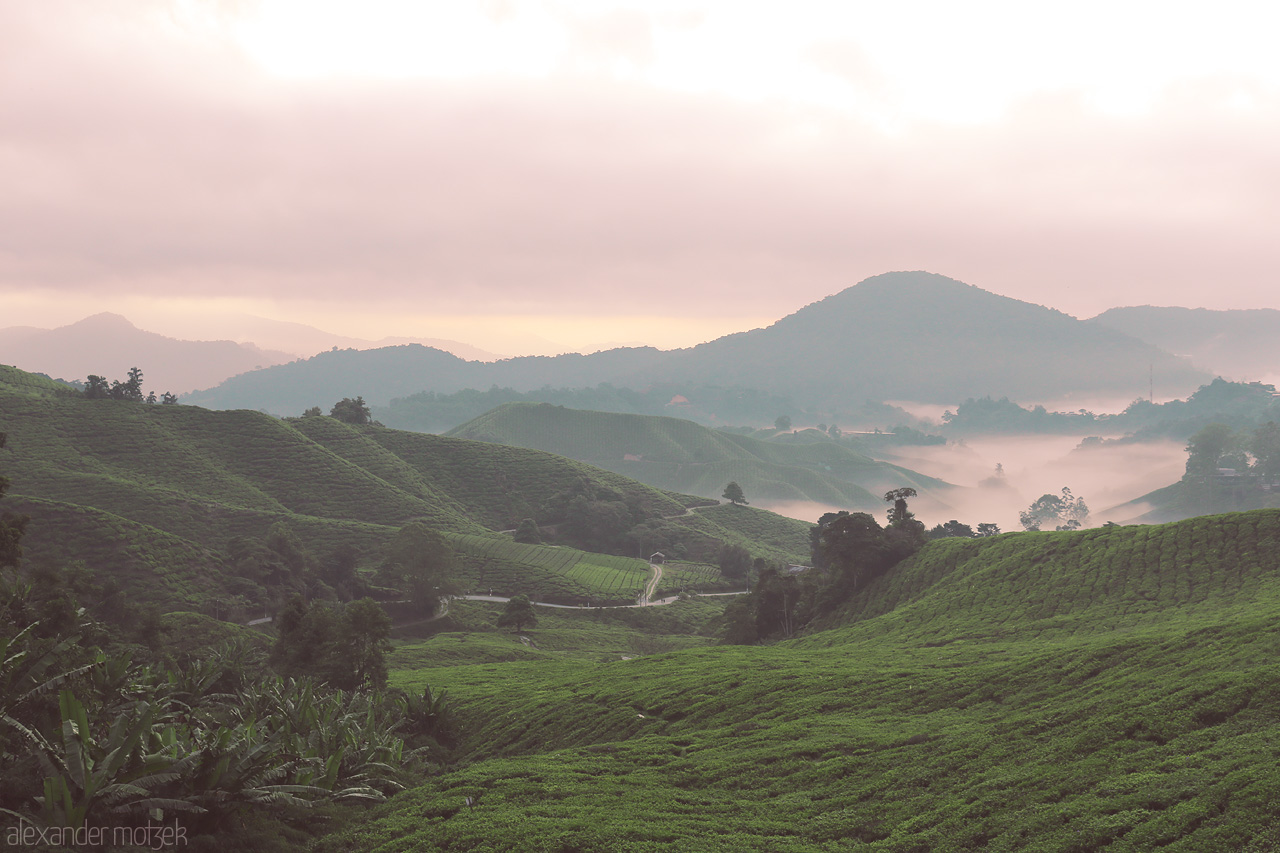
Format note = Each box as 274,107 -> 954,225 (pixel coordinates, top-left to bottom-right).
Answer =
758,433 -> 1187,538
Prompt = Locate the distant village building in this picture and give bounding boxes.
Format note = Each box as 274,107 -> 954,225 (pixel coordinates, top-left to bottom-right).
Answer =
650,552 -> 666,564
787,565 -> 812,575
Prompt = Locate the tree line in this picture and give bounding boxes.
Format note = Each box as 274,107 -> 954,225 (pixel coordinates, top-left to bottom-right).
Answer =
82,367 -> 178,404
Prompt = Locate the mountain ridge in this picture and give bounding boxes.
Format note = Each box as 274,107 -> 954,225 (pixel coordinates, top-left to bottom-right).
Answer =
183,271 -> 1212,415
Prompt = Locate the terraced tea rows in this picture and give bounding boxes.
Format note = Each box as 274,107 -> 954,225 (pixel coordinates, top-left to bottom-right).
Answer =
450,534 -> 651,602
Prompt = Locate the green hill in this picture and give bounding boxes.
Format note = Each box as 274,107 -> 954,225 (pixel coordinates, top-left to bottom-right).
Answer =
1,366 -> 782,612
317,509 -> 1280,851
448,402 -> 948,510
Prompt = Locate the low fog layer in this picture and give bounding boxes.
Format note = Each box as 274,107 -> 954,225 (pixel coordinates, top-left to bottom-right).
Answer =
757,435 -> 1187,537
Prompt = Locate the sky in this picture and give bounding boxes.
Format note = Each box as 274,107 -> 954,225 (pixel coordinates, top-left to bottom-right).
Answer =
3,0 -> 1280,354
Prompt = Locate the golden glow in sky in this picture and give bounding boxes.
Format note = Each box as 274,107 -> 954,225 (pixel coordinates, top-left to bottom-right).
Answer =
4,0 -> 1280,351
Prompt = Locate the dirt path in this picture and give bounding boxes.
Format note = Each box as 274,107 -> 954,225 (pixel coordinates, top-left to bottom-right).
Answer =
641,561 -> 663,604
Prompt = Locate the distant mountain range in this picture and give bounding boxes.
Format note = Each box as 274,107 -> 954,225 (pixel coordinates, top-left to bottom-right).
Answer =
0,313 -> 295,394
1089,305 -> 1280,381
150,311 -> 506,362
0,312 -> 504,395
185,271 -> 1211,416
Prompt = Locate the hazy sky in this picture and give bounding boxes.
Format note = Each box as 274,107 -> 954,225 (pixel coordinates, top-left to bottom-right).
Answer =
3,0 -> 1279,352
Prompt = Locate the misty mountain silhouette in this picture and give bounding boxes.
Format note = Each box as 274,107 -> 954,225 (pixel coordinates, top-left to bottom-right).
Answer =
0,312 -> 295,394
1090,305 -> 1280,381
184,272 -> 1210,415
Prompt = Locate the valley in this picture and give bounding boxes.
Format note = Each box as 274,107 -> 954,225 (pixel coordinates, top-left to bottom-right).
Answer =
5,272 -> 1280,851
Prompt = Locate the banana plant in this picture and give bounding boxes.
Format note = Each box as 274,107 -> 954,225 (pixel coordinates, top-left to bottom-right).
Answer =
35,690 -> 202,829
0,625 -> 99,759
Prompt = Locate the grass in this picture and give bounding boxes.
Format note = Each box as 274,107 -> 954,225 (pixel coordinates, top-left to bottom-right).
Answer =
388,599 -> 728,674
319,507 -> 1280,852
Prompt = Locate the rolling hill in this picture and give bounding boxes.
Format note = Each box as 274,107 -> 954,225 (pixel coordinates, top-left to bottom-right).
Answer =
2,364 -> 812,612
183,271 -> 1210,416
448,402 -> 949,511
319,509 -> 1280,851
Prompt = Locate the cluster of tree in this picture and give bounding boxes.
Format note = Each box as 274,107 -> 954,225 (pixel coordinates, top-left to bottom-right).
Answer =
222,519 -> 459,622
0,449 -> 457,846
1019,487 -> 1090,531
940,381 -> 1280,446
556,480 -> 669,556
717,543 -> 753,580
927,520 -> 1001,539
271,596 -> 393,690
1111,379 -> 1280,442
1183,421 -> 1280,481
82,367 -> 177,404
223,524 -> 376,618
301,397 -> 374,425
376,522 -> 458,617
721,489 -> 927,644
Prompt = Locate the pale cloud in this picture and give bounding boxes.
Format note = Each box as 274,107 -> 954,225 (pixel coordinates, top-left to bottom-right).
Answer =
2,1 -> 1279,346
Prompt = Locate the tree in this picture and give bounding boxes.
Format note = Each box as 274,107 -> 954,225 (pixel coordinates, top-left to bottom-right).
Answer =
976,523 -> 1001,537
1251,422 -> 1280,482
814,511 -> 888,596
774,415 -> 792,432
718,543 -> 752,579
722,482 -> 748,506
1184,423 -> 1239,477
382,523 -> 455,616
1019,487 -> 1089,531
497,594 -> 537,632
883,488 -> 918,525
1,433 -> 29,570
83,376 -> 110,399
927,520 -> 974,539
513,518 -> 542,544
339,598 -> 392,690
109,367 -> 144,402
160,392 -> 178,405
330,396 -> 371,425
302,406 -> 322,417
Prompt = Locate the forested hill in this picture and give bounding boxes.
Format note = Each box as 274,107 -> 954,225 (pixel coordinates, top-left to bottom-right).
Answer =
449,402 -> 948,510
183,271 -> 1209,415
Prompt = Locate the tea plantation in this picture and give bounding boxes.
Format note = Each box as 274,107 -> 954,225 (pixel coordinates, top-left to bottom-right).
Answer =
0,366 -> 746,611
320,510 -> 1280,852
